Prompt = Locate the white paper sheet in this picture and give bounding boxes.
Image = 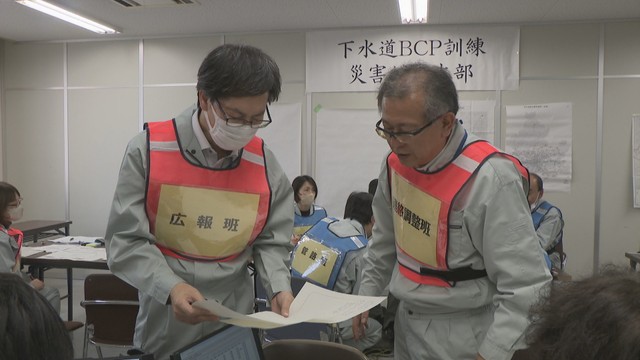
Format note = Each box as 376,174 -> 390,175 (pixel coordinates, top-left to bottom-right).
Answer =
49,236 -> 104,245
193,282 -> 385,329
632,115 -> 640,208
21,244 -> 107,261
458,100 -> 496,145
505,103 -> 573,192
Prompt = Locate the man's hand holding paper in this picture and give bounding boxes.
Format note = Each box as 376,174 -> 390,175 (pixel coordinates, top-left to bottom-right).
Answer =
193,282 -> 385,329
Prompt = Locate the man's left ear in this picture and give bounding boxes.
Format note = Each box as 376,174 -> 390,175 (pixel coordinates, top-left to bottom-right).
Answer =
440,112 -> 456,136
197,90 -> 208,110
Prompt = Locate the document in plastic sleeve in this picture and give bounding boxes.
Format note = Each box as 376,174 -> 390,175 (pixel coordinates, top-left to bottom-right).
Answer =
193,281 -> 385,329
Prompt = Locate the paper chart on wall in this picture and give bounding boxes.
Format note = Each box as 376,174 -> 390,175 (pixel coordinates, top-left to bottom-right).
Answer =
458,100 -> 496,145
505,103 -> 572,192
632,115 -> 640,208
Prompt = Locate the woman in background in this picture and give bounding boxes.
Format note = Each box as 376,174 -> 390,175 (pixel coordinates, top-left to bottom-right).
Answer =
0,181 -> 61,313
291,175 -> 327,244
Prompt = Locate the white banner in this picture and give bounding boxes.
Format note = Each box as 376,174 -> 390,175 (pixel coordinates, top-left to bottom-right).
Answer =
306,26 -> 519,92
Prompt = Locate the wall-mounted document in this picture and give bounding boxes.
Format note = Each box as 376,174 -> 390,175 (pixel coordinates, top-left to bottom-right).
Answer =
193,282 -> 385,329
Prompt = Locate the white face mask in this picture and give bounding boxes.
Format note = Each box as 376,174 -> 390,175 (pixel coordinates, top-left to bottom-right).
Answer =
8,205 -> 23,222
298,193 -> 315,208
203,101 -> 258,151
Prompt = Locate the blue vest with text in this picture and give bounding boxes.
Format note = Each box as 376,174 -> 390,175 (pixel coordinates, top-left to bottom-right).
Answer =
290,217 -> 367,290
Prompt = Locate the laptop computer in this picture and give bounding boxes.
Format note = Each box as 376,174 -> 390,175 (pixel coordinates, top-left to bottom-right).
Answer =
170,325 -> 265,360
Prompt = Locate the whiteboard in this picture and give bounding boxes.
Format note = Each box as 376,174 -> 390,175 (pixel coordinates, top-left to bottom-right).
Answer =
315,109 -> 390,217
259,103 -> 302,183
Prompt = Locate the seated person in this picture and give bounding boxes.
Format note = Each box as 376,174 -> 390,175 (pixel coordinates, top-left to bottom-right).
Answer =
524,266 -> 640,360
291,175 -> 327,244
290,191 -> 381,352
0,273 -> 74,360
528,173 -> 566,275
0,182 -> 60,313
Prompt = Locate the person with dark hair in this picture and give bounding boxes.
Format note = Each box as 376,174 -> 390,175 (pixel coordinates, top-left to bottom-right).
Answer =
368,178 -> 378,196
0,273 -> 74,360
290,191 -> 381,351
528,172 -> 565,276
105,43 -> 294,359
524,266 -> 640,360
352,62 -> 551,360
0,181 -> 61,313
291,175 -> 327,244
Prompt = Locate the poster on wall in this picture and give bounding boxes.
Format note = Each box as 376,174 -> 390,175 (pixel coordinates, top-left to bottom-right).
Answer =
258,103 -> 302,183
306,25 -> 519,92
505,103 -> 572,192
458,100 -> 496,145
315,109 -> 390,217
632,114 -> 640,208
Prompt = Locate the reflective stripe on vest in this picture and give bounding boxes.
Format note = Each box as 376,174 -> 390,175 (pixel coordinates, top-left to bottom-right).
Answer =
145,119 -> 270,262
290,217 -> 367,290
7,227 -> 23,260
388,140 -> 528,287
293,206 -> 327,236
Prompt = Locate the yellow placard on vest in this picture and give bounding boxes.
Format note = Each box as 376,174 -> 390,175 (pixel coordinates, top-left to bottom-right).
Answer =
291,239 -> 339,287
391,172 -> 440,267
293,225 -> 313,236
155,184 -> 260,258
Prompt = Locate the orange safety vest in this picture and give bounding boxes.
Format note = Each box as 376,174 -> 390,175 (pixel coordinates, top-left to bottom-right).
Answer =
5,227 -> 24,260
388,140 -> 528,287
145,119 -> 271,262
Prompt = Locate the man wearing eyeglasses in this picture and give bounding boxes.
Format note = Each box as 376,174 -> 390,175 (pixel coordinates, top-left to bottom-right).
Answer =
105,44 -> 294,360
353,63 -> 551,360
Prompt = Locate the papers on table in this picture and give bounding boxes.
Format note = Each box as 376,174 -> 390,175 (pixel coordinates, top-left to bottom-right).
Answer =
21,244 -> 106,261
193,282 -> 385,329
49,236 -> 104,246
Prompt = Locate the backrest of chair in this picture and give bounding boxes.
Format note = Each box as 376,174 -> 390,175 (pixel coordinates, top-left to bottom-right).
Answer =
262,339 -> 368,360
83,273 -> 139,345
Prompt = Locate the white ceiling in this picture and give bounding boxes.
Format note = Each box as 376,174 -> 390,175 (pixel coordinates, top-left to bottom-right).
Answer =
0,0 -> 639,43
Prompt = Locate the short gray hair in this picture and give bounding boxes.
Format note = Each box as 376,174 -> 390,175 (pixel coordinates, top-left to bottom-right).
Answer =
377,62 -> 459,122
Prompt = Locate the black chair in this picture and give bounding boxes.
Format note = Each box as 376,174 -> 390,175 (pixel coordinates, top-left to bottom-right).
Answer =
81,273 -> 139,358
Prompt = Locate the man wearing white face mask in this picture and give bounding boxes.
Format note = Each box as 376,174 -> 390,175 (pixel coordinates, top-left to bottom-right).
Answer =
105,44 -> 295,360
528,173 -> 566,275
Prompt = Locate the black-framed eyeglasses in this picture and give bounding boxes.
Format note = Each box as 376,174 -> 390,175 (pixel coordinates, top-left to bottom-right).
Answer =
215,100 -> 272,128
375,114 -> 444,143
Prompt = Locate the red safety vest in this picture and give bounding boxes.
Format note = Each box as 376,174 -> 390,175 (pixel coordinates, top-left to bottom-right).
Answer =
4,227 -> 23,260
145,119 -> 271,262
388,140 -> 528,287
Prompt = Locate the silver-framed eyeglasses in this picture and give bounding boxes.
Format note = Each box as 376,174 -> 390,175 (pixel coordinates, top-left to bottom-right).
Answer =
216,100 -> 272,128
375,114 -> 444,142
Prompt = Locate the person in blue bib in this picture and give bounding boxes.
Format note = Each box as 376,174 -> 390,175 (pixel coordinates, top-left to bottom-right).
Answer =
291,191 -> 381,352
528,173 -> 566,276
291,175 -> 327,244
352,63 -> 551,360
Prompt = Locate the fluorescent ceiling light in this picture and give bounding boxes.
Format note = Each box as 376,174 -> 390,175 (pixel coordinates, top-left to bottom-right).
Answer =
398,0 -> 428,24
16,0 -> 119,34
